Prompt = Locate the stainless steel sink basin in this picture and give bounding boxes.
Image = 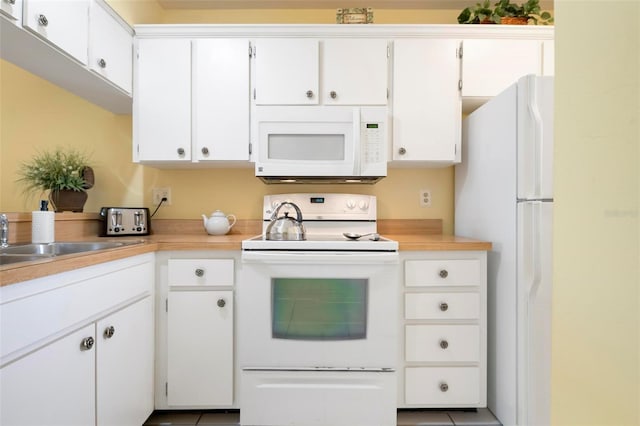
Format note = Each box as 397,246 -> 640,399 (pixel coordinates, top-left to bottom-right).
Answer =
0,241 -> 144,266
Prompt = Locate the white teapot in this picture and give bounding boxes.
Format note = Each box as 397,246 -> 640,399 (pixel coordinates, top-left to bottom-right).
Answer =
202,210 -> 236,235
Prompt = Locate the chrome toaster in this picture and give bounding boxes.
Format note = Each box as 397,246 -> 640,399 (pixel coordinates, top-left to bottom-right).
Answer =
99,207 -> 150,236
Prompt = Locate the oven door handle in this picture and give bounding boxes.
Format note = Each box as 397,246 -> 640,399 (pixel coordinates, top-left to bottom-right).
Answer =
241,251 -> 398,264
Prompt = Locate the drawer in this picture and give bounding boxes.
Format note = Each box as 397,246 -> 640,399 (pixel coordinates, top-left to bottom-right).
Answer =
405,293 -> 479,320
405,325 -> 479,363
168,259 -> 234,287
405,367 -> 480,406
405,259 -> 480,287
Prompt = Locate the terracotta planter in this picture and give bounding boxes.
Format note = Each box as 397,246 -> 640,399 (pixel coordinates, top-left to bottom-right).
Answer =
49,190 -> 88,212
501,16 -> 529,25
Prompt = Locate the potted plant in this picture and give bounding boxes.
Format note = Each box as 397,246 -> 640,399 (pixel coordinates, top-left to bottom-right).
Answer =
457,0 -> 500,24
494,0 -> 554,25
17,147 -> 94,212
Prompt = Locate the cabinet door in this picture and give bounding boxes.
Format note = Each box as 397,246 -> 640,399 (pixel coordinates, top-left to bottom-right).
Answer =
393,39 -> 461,162
134,38 -> 191,162
542,40 -> 554,76
0,324 -> 96,426
322,39 -> 388,105
23,0 -> 89,65
0,0 -> 22,22
167,290 -> 233,406
96,297 -> 154,426
193,39 -> 250,161
461,39 -> 542,98
88,0 -> 132,93
254,38 -> 319,105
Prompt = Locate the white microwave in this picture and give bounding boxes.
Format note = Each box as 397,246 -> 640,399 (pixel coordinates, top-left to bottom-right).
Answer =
253,106 -> 388,183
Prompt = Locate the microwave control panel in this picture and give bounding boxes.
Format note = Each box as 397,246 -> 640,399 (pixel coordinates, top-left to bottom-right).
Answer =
362,122 -> 384,164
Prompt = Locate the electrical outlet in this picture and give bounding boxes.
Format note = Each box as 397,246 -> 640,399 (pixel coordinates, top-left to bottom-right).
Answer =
152,187 -> 172,205
419,189 -> 431,207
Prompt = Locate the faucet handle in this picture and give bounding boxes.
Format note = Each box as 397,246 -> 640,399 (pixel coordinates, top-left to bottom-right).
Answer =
0,213 -> 9,248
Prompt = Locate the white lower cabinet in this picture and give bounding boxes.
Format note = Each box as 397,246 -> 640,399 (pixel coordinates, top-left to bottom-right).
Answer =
156,253 -> 237,409
0,254 -> 155,426
0,324 -> 96,425
399,251 -> 487,408
97,297 -> 154,426
167,290 -> 233,406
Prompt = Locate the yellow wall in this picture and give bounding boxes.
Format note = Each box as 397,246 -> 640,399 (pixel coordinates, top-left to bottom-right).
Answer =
552,1 -> 639,424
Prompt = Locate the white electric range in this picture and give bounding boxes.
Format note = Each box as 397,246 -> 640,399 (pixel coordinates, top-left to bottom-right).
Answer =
238,193 -> 399,426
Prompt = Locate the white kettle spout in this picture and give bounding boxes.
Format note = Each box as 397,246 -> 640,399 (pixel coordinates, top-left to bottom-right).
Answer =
202,214 -> 208,226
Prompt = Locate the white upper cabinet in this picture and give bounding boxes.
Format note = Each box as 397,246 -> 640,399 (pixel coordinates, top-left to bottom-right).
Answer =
88,0 -> 133,94
134,38 -> 251,164
254,38 -> 388,105
193,39 -> 250,162
461,39 -> 543,98
322,39 -> 388,105
254,38 -> 319,105
542,40 -> 554,75
23,0 -> 90,65
0,0 -> 22,22
134,38 -> 192,162
392,38 -> 461,164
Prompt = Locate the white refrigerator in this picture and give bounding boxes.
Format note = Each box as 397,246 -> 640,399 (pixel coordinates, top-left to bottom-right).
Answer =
455,75 -> 553,426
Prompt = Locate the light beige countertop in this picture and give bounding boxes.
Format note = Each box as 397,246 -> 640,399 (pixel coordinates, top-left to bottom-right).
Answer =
0,215 -> 491,286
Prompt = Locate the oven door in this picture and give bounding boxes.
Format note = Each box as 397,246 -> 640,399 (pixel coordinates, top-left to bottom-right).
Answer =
239,251 -> 398,369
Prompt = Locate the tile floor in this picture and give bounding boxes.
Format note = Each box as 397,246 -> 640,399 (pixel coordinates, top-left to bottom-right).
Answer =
143,408 -> 502,426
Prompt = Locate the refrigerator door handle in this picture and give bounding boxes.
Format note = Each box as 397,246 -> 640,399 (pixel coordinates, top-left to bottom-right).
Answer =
526,77 -> 545,199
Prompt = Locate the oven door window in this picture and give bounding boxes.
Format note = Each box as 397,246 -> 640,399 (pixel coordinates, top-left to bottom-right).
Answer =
271,278 -> 367,340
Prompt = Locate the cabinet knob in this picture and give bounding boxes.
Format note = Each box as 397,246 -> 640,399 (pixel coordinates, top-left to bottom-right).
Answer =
217,298 -> 226,308
398,147 -> 406,155
80,336 -> 94,351
439,269 -> 449,278
330,91 -> 337,99
38,14 -> 48,27
104,326 -> 115,339
306,90 -> 314,99
98,58 -> 107,68
439,302 -> 449,312
7,0 -> 16,5
201,147 -> 209,156
439,382 -> 449,392
439,339 -> 449,349
195,268 -> 204,277
177,147 -> 185,156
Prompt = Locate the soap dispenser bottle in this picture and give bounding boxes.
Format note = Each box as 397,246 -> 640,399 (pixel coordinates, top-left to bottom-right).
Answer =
32,200 -> 55,243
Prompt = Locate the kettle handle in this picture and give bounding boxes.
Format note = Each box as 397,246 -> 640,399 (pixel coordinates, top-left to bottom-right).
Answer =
270,202 -> 304,223
227,214 -> 236,228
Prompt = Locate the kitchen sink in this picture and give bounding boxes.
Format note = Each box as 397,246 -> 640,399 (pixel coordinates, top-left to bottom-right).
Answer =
0,241 -> 144,266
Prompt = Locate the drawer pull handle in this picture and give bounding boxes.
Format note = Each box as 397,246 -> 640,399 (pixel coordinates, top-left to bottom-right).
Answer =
38,14 -> 48,27
330,90 -> 337,99
201,147 -> 209,156
439,269 -> 449,278
217,298 -> 226,308
104,326 -> 115,339
195,268 -> 205,277
98,58 -> 107,68
439,302 -> 449,312
439,382 -> 449,392
177,147 -> 185,156
306,90 -> 314,98
439,339 -> 449,349
80,336 -> 94,351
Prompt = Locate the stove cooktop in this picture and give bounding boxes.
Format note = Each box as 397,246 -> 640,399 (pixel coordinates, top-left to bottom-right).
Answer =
241,234 -> 398,252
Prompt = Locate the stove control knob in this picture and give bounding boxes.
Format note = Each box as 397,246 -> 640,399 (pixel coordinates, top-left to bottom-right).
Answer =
346,199 -> 356,210
358,200 -> 369,210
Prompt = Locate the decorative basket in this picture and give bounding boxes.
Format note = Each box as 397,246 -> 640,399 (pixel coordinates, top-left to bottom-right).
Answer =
500,16 -> 529,25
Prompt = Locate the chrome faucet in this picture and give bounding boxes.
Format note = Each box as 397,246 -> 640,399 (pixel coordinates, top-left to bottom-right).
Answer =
0,214 -> 8,248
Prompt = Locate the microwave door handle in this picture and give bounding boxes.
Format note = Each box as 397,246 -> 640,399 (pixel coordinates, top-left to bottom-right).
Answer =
353,108 -> 361,175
